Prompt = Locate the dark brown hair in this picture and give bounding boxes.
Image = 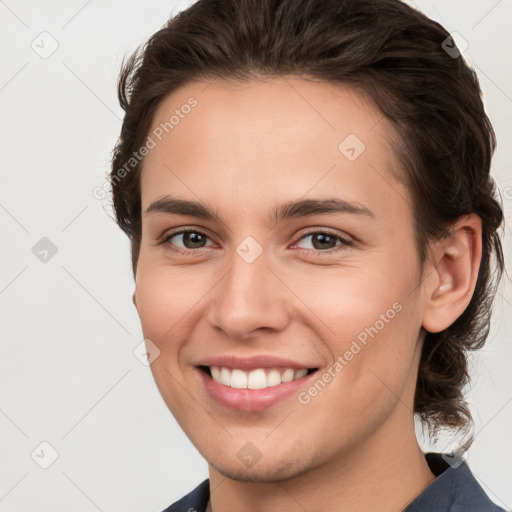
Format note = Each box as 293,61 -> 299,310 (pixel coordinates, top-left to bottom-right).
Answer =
110,0 -> 504,445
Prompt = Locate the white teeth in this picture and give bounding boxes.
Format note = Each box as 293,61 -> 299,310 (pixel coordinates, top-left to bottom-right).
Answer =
281,369 -> 294,383
220,367 -> 231,386
209,366 -> 310,389
294,368 -> 308,380
247,369 -> 267,389
210,366 -> 221,382
266,369 -> 282,387
231,369 -> 247,389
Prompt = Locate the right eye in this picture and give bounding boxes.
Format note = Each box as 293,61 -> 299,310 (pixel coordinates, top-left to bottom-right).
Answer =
160,229 -> 215,254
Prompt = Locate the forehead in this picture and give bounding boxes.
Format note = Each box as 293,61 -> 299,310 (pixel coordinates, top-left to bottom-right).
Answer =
140,77 -> 410,223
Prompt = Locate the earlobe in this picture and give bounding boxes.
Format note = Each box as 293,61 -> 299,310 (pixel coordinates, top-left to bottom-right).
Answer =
422,215 -> 482,333
132,291 -> 137,308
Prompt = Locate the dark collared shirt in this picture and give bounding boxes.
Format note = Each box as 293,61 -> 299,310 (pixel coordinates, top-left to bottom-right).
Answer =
162,453 -> 507,511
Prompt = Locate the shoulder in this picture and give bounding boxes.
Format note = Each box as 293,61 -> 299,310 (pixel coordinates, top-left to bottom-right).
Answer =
405,453 -> 507,512
160,479 -> 210,512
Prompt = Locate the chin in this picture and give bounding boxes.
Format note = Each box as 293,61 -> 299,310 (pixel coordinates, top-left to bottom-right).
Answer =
208,453 -> 310,483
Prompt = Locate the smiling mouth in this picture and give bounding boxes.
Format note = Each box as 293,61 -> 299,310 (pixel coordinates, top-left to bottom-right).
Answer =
199,365 -> 318,390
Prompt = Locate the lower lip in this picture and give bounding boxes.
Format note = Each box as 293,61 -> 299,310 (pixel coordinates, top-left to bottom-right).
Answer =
198,368 -> 316,412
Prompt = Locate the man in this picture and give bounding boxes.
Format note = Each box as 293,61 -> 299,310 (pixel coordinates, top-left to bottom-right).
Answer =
110,0 -> 506,510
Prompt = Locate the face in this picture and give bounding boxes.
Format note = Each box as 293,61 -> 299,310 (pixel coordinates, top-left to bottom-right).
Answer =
134,77 -> 428,482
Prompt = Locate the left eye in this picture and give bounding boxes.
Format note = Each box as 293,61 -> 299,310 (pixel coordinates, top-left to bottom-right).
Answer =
295,232 -> 351,251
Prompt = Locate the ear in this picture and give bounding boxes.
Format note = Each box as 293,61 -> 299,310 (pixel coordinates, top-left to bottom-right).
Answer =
132,290 -> 137,309
421,214 -> 482,333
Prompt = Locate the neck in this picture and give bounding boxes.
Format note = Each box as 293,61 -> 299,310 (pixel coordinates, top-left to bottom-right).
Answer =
207,413 -> 436,512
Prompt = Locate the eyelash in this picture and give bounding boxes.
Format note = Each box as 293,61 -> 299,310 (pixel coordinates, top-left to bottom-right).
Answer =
158,228 -> 353,256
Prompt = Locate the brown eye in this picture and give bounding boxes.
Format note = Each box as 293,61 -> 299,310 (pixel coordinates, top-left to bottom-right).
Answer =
162,230 -> 214,252
295,231 -> 352,252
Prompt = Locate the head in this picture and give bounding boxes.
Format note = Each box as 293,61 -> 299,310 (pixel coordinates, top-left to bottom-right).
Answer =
110,0 -> 504,479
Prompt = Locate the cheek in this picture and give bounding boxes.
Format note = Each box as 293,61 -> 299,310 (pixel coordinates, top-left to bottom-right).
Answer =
301,296 -> 421,448
134,265 -> 203,347
297,251 -> 422,410
293,256 -> 416,350
134,266 -> 204,419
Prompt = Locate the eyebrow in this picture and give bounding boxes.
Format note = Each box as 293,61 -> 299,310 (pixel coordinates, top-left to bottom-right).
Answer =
145,196 -> 375,223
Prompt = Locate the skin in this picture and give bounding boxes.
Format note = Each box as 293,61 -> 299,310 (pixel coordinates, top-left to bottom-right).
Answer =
133,76 -> 482,512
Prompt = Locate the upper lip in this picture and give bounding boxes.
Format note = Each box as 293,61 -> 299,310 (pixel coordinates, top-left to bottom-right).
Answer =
196,355 -> 319,371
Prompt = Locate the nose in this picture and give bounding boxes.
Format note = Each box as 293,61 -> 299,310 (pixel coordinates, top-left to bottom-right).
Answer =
206,249 -> 290,340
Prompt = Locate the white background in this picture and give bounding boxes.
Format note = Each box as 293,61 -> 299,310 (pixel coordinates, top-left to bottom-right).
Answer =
1,1 -> 511,510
